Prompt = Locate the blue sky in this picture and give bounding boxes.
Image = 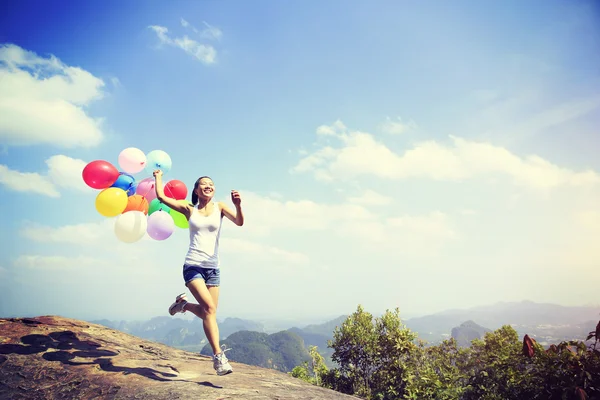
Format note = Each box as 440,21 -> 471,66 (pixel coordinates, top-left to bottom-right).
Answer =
1,0 -> 599,323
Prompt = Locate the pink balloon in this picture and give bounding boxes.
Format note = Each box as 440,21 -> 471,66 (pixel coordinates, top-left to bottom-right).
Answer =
118,147 -> 146,174
147,210 -> 175,240
136,177 -> 157,202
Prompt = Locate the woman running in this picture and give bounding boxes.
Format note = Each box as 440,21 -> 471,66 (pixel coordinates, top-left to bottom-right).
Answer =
153,170 -> 244,376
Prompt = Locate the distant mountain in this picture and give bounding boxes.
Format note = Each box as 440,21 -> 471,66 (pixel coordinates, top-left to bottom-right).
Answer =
89,300 -> 600,362
299,315 -> 347,336
451,320 -> 492,347
404,301 -> 600,345
219,317 -> 265,339
90,316 -> 265,349
200,330 -> 311,372
287,315 -> 347,368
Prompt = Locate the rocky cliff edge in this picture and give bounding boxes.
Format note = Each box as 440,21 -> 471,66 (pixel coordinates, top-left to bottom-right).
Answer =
0,316 -> 358,400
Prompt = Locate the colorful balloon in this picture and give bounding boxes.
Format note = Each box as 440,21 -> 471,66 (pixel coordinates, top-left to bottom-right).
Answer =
171,209 -> 189,229
82,160 -> 120,189
95,187 -> 128,217
145,150 -> 172,175
123,194 -> 149,214
114,211 -> 147,243
148,198 -> 171,215
111,172 -> 137,196
171,199 -> 191,229
147,210 -> 175,240
118,147 -> 147,174
136,177 -> 157,202
164,179 -> 188,200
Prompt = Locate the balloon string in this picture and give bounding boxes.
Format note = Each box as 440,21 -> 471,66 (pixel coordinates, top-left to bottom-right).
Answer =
143,184 -> 153,199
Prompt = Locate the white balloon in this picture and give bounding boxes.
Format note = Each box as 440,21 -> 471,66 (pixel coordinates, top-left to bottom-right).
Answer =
114,211 -> 147,243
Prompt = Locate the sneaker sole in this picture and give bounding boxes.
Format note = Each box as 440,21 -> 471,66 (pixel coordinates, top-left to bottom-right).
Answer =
217,370 -> 233,376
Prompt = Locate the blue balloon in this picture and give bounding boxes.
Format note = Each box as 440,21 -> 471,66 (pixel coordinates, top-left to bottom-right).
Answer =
127,181 -> 139,196
111,172 -> 137,196
145,150 -> 172,175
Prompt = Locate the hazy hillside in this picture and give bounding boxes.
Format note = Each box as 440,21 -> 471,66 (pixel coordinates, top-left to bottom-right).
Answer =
91,316 -> 265,351
90,301 -> 600,367
404,301 -> 600,345
451,320 -> 492,347
288,315 -> 347,368
200,330 -> 311,372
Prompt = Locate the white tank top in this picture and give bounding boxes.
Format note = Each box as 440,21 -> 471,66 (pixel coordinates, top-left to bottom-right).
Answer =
184,202 -> 223,268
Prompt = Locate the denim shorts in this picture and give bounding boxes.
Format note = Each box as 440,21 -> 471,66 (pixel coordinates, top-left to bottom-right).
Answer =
183,264 -> 220,287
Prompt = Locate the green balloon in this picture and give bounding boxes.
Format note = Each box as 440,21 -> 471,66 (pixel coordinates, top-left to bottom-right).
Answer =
148,198 -> 171,215
171,209 -> 189,229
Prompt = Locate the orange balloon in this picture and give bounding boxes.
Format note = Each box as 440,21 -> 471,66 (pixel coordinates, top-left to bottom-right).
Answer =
122,194 -> 149,215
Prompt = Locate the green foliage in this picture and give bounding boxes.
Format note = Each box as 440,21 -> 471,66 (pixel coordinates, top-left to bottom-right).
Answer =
326,305 -> 419,399
290,362 -> 313,383
461,325 -> 535,399
402,338 -> 470,400
290,305 -> 600,400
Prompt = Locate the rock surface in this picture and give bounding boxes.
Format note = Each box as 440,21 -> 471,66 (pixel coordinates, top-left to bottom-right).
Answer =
0,316 -> 358,400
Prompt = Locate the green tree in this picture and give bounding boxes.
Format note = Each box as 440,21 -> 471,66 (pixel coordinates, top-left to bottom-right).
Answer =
329,305 -> 379,397
402,338 -> 470,400
290,345 -> 330,386
461,325 -> 536,400
326,305 -> 420,399
290,361 -> 313,383
309,345 -> 328,385
291,304 -> 600,400
370,308 -> 418,400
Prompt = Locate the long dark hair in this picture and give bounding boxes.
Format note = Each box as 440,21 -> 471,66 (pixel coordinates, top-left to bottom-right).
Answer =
191,176 -> 213,206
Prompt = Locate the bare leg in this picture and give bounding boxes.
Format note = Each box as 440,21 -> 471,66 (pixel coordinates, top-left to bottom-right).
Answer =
207,285 -> 221,353
184,279 -> 220,355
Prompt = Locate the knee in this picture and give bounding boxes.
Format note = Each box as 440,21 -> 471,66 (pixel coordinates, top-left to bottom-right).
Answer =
202,303 -> 217,317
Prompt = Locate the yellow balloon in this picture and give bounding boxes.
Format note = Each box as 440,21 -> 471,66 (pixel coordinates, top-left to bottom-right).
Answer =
95,187 -> 128,217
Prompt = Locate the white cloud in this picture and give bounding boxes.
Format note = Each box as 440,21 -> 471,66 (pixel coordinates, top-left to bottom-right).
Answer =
149,25 -> 217,64
14,255 -> 105,270
347,190 -> 393,206
292,121 -> 600,190
514,95 -> 600,141
221,190 -> 457,259
199,22 -> 223,41
379,116 -> 417,135
0,165 -> 60,197
387,211 -> 455,239
0,44 -> 105,148
46,155 -> 88,191
0,155 -> 89,197
222,238 -> 310,266
20,220 -> 112,245
459,209 -> 478,216
180,18 -> 223,41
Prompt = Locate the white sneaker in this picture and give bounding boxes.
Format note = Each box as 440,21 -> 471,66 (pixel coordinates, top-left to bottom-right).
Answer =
213,345 -> 233,375
168,294 -> 188,315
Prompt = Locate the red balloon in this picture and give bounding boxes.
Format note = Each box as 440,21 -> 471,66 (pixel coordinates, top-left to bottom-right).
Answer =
82,160 -> 120,189
164,180 -> 188,200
